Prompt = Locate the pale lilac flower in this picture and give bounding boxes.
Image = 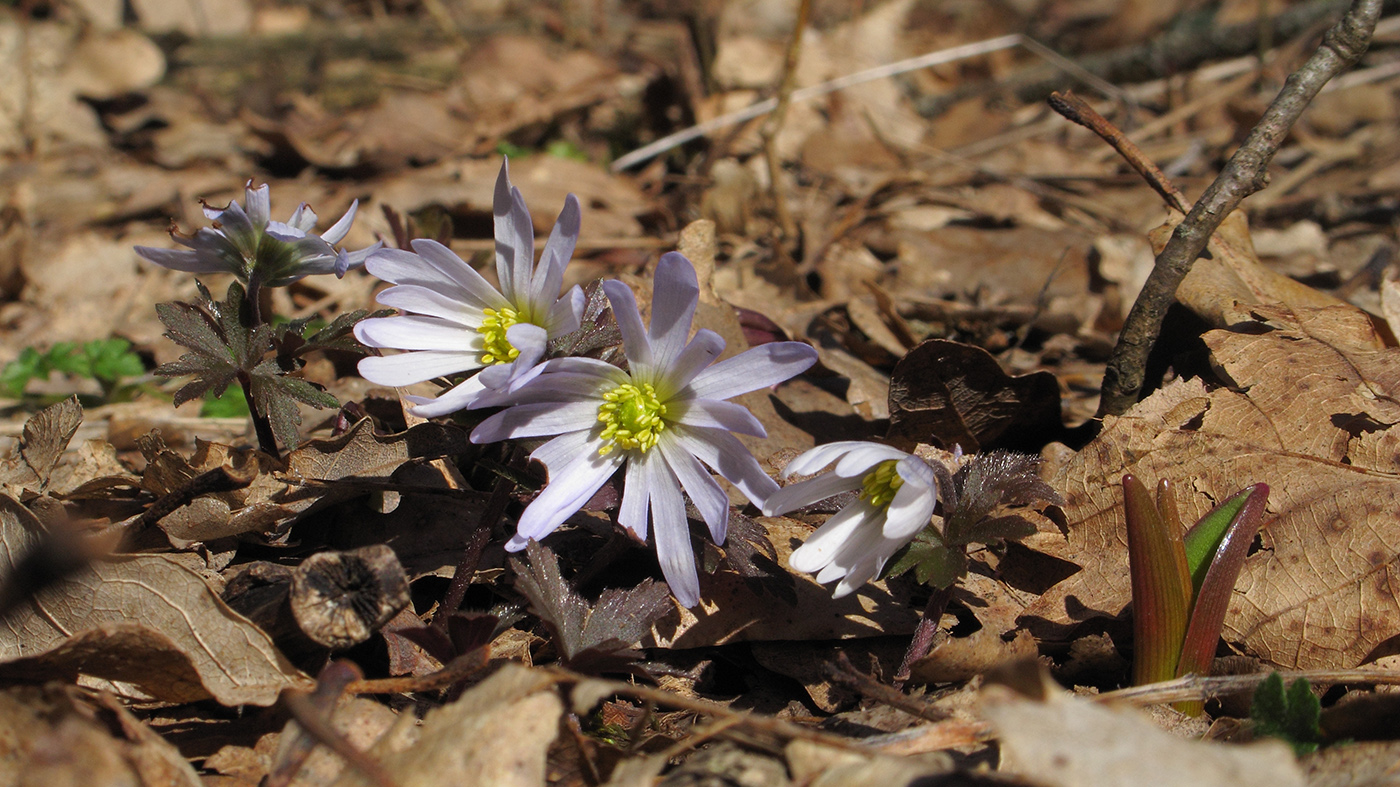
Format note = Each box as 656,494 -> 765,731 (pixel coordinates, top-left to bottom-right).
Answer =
135,181 -> 378,287
469,252 -> 818,607
763,442 -> 937,598
354,159 -> 586,415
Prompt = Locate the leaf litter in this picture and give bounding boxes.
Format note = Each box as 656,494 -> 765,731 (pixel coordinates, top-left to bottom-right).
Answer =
2,0 -> 1400,785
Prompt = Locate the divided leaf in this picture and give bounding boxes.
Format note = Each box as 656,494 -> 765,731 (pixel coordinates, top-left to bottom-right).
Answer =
511,541 -> 672,673
1252,673 -> 1323,756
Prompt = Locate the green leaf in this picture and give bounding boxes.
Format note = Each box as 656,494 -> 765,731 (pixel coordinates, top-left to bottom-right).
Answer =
46,342 -> 86,377
200,386 -> 249,418
1182,485 -> 1255,595
83,339 -> 145,384
0,347 -> 45,397
1124,474 -> 1192,687
248,365 -> 340,451
886,530 -> 968,589
1251,672 -> 1322,756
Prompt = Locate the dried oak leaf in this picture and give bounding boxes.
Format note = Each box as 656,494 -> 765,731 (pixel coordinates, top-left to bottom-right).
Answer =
0,494 -> 309,704
888,339 -> 1061,453
0,396 -> 83,496
1023,304 -> 1400,670
511,541 -> 672,673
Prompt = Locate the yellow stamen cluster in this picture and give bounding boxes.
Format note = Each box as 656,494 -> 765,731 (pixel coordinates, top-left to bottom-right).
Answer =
859,460 -> 905,509
597,383 -> 667,455
478,306 -> 522,365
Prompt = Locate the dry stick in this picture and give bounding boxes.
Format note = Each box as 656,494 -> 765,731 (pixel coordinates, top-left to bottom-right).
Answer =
347,645 -> 490,694
759,0 -> 813,248
1098,668 -> 1400,707
1097,0 -> 1382,417
1049,91 -> 1190,214
827,652 -> 951,723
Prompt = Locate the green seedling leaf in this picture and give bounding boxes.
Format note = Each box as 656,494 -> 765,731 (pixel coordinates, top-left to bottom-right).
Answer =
1182,486 -> 1254,596
0,348 -> 44,397
887,529 -> 969,589
1251,672 -> 1322,756
82,339 -> 144,385
201,386 -> 249,418
1124,474 -> 1193,686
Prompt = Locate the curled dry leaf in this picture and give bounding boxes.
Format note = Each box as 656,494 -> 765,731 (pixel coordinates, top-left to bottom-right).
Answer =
0,396 -> 83,497
1025,304 -> 1400,669
0,495 -> 309,705
887,339 -> 1061,452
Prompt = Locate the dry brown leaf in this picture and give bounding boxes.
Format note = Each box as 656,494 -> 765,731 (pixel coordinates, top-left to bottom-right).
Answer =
0,495 -> 308,705
983,683 -> 1304,787
1157,210 -> 1366,334
1025,304 -> 1400,669
334,664 -> 560,787
0,685 -> 202,787
0,396 -> 82,496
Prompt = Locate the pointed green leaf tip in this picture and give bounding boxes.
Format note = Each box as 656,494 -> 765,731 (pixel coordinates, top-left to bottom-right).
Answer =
1251,672 -> 1323,756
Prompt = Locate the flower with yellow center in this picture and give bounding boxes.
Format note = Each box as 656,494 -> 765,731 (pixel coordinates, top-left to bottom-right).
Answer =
355,158 -> 585,415
763,442 -> 938,599
469,252 -> 819,608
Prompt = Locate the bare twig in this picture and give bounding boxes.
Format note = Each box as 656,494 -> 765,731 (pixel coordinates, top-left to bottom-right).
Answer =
827,653 -> 950,723
1098,668 -> 1400,706
272,662 -> 402,787
759,0 -> 812,246
1048,91 -> 1189,214
347,645 -> 490,694
1097,0 -> 1382,417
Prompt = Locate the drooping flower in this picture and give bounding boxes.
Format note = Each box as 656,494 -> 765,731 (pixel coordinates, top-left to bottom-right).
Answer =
763,442 -> 938,598
134,182 -> 379,287
354,158 -> 586,415
469,252 -> 818,607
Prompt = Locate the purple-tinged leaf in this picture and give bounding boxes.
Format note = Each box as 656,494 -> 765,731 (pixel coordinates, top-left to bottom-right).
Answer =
1124,474 -> 1193,686
1175,484 -> 1270,710
1182,484 -> 1256,597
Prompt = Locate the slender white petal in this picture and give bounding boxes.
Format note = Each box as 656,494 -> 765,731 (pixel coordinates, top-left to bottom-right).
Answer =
788,501 -> 874,573
762,472 -> 864,516
669,425 -> 778,506
882,474 -> 937,540
648,458 -> 700,607
510,449 -> 623,548
601,280 -> 653,371
546,284 -> 586,337
493,160 -> 535,302
781,442 -> 873,479
477,323 -> 549,391
531,430 -> 597,472
833,443 -> 913,477
133,246 -> 228,274
357,350 -> 482,386
353,315 -> 478,352
531,193 -> 580,320
286,202 -> 316,232
658,436 -> 729,543
320,200 -> 357,244
686,341 -> 818,401
647,252 -> 700,370
673,398 -> 766,437
405,240 -> 513,311
470,401 -> 601,443
618,453 -> 652,541
655,329 -> 724,400
475,369 -> 616,407
244,184 -> 270,227
409,375 -> 491,418
374,285 -> 486,325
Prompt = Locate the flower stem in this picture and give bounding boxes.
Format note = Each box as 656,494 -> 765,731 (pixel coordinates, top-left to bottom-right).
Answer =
894,583 -> 956,687
238,371 -> 280,459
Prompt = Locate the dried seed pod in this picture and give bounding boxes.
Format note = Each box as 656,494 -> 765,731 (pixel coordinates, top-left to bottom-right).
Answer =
289,545 -> 409,651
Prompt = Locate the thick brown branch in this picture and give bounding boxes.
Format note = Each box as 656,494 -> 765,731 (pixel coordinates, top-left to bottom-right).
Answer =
1097,0 -> 1382,417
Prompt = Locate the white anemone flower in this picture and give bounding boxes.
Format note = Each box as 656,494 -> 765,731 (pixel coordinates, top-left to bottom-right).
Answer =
354,159 -> 586,415
763,442 -> 938,598
469,252 -> 818,607
134,181 -> 379,287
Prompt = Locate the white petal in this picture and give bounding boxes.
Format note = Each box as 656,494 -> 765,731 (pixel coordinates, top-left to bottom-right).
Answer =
781,442 -> 870,478
655,329 -> 724,400
647,252 -> 699,370
357,350 -> 481,385
618,454 -> 651,541
134,246 -> 230,274
672,398 -> 766,437
788,501 -> 875,573
648,460 -> 701,608
375,284 -> 485,325
546,285 -> 585,337
482,369 -> 615,406
530,193 -> 580,320
493,160 -> 535,302
669,425 -> 777,507
815,512 -> 886,585
409,240 -> 513,311
536,357 -> 630,384
476,323 -> 549,391
762,472 -> 863,516
320,200 -> 357,244
686,341 -> 817,402
470,401 -> 600,443
834,443 -> 912,477
881,477 -> 936,541
530,430 -> 596,473
286,202 -> 316,233
244,184 -> 270,227
409,375 -> 490,418
354,315 -> 476,352
658,436 -> 729,543
512,448 -> 623,545
601,280 -> 653,372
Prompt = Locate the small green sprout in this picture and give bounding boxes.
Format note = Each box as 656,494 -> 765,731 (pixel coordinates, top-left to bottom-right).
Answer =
1251,673 -> 1323,755
1124,475 -> 1270,714
1,339 -> 147,402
